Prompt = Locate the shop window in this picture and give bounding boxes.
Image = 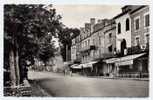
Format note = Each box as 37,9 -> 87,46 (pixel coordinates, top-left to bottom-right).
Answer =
145,34 -> 149,44
135,36 -> 140,46
108,45 -> 112,52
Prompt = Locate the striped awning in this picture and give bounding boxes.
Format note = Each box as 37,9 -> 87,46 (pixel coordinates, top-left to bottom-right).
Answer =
104,53 -> 146,65
82,61 -> 97,68
70,64 -> 82,69
103,58 -> 119,64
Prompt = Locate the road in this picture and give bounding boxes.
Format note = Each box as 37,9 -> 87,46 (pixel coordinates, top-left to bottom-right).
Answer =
28,71 -> 149,97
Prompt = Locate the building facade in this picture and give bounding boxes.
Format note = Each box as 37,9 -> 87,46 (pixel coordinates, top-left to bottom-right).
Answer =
70,5 -> 149,78
104,20 -> 116,58
113,6 -> 132,55
131,6 -> 149,49
71,38 -> 77,62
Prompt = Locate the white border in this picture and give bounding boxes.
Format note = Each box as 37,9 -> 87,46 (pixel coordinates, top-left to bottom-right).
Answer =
0,0 -> 152,100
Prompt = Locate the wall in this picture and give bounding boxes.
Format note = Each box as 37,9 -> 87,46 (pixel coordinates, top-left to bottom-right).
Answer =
104,22 -> 116,58
131,6 -> 149,47
115,13 -> 131,52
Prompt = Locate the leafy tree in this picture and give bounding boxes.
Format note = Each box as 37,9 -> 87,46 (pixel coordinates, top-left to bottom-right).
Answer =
4,4 -> 62,85
58,28 -> 80,61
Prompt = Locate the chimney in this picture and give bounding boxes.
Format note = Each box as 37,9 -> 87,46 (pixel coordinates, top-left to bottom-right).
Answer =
85,23 -> 91,33
121,5 -> 132,13
90,18 -> 95,25
90,18 -> 95,33
97,19 -> 102,24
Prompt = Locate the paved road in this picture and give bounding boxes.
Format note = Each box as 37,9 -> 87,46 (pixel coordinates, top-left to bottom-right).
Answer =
28,71 -> 149,97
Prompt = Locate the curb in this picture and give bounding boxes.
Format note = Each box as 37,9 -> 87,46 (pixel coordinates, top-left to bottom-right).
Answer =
29,80 -> 52,97
72,75 -> 149,81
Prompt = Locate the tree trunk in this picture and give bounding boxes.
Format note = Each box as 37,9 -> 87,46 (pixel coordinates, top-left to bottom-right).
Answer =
9,48 -> 16,87
14,47 -> 20,85
9,40 -> 20,86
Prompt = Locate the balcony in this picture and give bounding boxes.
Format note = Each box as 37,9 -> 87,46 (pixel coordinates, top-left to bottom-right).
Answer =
90,45 -> 97,50
80,46 -> 90,53
80,45 -> 98,53
115,44 -> 149,57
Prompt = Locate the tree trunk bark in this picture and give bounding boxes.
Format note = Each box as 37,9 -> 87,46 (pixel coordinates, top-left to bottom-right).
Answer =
15,47 -> 20,85
9,39 -> 20,86
9,48 -> 16,87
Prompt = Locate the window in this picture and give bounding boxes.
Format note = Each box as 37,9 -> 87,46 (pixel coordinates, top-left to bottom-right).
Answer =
108,45 -> 112,52
126,18 -> 130,31
109,33 -> 112,42
99,37 -> 101,45
145,14 -> 149,27
135,18 -> 140,30
135,36 -> 140,46
145,34 -> 149,44
118,23 -> 121,34
85,41 -> 87,48
88,39 -> 90,46
93,39 -> 95,45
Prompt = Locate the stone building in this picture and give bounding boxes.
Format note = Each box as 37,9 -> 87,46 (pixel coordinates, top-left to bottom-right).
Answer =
70,5 -> 149,78
71,38 -> 77,62
130,5 -> 149,75
113,6 -> 133,55
103,20 -> 116,58
130,6 -> 149,50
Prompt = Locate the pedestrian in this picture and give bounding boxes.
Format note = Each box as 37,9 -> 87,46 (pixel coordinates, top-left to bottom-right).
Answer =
70,70 -> 72,76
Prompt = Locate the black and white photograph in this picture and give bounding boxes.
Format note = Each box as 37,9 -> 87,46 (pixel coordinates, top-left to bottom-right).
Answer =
3,3 -> 150,97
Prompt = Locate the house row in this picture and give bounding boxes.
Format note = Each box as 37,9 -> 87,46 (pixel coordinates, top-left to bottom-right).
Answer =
70,5 -> 149,78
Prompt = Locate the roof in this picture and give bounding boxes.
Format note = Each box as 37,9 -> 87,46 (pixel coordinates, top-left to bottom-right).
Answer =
113,5 -> 146,19
130,6 -> 147,14
113,10 -> 129,19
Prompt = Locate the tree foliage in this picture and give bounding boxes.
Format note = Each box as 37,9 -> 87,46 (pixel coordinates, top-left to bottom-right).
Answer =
58,27 -> 80,61
4,4 -> 62,84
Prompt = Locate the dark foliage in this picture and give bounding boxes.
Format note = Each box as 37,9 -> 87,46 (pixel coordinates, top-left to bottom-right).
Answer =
4,4 -> 62,83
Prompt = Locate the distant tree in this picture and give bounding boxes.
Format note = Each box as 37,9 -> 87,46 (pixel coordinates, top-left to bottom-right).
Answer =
4,4 -> 62,85
58,28 -> 80,61
38,34 -> 56,66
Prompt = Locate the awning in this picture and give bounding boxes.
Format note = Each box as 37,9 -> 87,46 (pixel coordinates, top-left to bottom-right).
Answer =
103,58 -> 119,64
82,61 -> 97,68
115,53 -> 146,66
70,64 -> 82,69
104,53 -> 146,65
115,60 -> 133,66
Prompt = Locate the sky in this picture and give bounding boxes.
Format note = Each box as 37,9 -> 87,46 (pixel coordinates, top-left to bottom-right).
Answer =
52,5 -> 123,47
53,5 -> 123,28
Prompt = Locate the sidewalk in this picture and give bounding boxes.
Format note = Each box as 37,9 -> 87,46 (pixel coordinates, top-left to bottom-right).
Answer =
101,77 -> 149,81
4,79 -> 32,96
29,80 -> 51,96
69,73 -> 149,81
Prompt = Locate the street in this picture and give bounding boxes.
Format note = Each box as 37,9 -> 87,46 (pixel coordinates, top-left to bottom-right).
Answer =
28,71 -> 149,97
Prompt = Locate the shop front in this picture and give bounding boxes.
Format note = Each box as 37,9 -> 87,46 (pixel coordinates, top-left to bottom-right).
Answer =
114,53 -> 148,78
